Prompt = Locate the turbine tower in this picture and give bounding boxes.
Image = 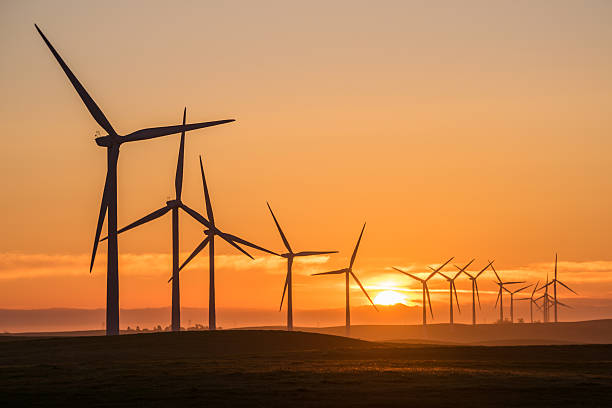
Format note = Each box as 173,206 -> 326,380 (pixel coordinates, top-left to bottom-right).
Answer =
540,254 -> 577,323
35,25 -> 234,335
101,108 -> 211,331
266,203 -> 337,331
437,259 -> 473,325
491,263 -> 524,323
503,284 -> 533,323
461,260 -> 494,325
516,281 -> 540,323
311,224 -> 378,336
393,257 -> 454,326
176,156 -> 277,330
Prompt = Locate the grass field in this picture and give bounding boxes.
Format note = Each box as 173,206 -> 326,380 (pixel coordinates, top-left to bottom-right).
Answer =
1,330 -> 611,407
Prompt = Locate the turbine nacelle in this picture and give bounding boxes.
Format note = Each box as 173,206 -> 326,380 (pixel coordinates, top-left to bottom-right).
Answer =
166,199 -> 181,208
95,134 -> 118,147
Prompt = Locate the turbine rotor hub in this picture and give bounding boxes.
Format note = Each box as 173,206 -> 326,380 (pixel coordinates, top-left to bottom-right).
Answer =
94,134 -> 119,147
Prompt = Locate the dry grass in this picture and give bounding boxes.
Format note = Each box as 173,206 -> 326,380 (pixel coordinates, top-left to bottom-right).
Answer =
1,330 -> 611,407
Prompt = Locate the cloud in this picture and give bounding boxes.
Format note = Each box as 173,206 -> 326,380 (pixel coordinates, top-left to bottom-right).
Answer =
0,252 -> 332,280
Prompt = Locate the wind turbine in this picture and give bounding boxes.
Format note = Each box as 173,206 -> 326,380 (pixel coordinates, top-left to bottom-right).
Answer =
311,224 -> 378,335
539,273 -> 551,322
536,291 -> 571,322
35,25 -> 234,335
266,203 -> 337,331
491,263 -> 525,323
436,259 -> 473,324
393,257 -> 454,326
460,260 -> 494,325
503,283 -> 533,323
175,156 -> 276,330
516,281 -> 541,323
539,254 -> 577,322
100,108 -> 210,331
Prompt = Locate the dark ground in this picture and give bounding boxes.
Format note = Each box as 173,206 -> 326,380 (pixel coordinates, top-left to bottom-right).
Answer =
1,330 -> 611,407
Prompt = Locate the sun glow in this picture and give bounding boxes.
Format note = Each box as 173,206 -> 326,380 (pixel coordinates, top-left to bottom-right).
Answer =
373,290 -> 406,306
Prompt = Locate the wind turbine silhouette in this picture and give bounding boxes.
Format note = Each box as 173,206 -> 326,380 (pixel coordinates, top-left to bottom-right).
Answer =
436,259 -> 473,325
538,254 -> 577,322
503,283 -> 533,323
460,260 -> 494,325
100,108 -> 208,331
175,156 -> 276,330
393,257 -> 454,326
35,25 -> 234,335
266,203 -> 337,331
311,224 -> 377,335
516,281 -> 541,323
491,263 -> 524,323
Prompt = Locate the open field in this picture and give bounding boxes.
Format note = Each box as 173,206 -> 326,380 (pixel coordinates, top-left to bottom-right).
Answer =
1,330 -> 612,407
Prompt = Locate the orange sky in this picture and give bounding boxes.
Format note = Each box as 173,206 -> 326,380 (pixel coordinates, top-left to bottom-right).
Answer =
1,1 -> 612,324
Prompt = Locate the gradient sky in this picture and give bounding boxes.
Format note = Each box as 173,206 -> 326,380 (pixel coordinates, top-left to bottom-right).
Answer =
1,1 -> 612,325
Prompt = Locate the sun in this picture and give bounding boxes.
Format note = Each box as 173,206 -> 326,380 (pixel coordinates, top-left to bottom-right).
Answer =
373,290 -> 406,306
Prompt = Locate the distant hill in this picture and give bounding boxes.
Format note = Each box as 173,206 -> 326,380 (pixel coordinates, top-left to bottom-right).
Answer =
303,319 -> 612,345
4,319 -> 612,346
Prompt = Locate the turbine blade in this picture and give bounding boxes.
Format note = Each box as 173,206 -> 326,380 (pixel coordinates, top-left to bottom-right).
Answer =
35,25 -> 116,136
531,280 -> 540,297
536,282 -> 551,292
427,257 -> 454,281
490,262 -> 501,282
557,300 -> 572,309
175,108 -> 186,200
452,269 -> 464,280
311,268 -> 347,276
392,267 -> 424,282
495,288 -> 501,308
457,258 -> 475,273
266,202 -> 291,253
557,280 -> 578,295
349,223 -> 366,269
294,251 -> 338,256
503,281 -> 526,285
425,284 -> 434,318
475,260 -> 494,279
123,119 -> 234,143
177,236 -> 210,273
178,203 -> 212,229
475,280 -> 481,309
219,231 -> 277,256
350,271 -> 378,311
438,272 -> 451,280
217,232 -> 254,260
279,270 -> 289,311
555,253 -> 558,280
513,284 -> 533,294
199,156 -> 215,224
453,282 -> 461,313
432,257 -> 454,274
100,206 -> 170,241
89,173 -> 109,272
